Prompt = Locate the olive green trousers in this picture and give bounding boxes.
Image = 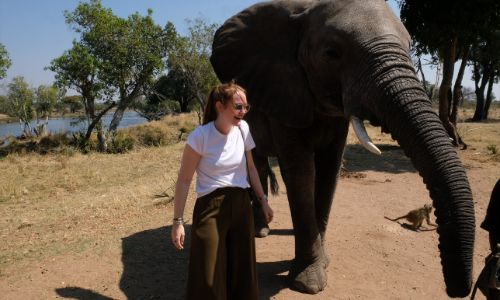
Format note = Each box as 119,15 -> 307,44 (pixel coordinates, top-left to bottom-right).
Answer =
186,187 -> 258,300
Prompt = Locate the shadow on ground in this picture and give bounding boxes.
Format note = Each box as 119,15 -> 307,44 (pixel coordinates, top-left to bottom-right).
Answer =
55,225 -> 189,299
268,228 -> 294,236
119,225 -> 190,299
55,287 -> 114,300
344,144 -> 416,174
56,225 -> 292,300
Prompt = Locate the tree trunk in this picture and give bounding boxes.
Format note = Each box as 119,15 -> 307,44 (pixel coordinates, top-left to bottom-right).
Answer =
472,62 -> 490,121
96,121 -> 107,152
109,87 -> 142,133
450,47 -> 469,125
438,38 -> 461,146
483,72 -> 495,120
40,115 -> 49,137
85,102 -> 116,140
21,105 -> 33,138
109,90 -> 130,133
109,103 -> 126,133
180,96 -> 189,113
416,57 -> 432,98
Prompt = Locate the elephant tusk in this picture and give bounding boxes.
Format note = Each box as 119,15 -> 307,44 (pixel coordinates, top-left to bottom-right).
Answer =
350,116 -> 382,155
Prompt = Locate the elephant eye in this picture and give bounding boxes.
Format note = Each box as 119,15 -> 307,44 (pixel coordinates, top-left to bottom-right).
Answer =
324,48 -> 340,60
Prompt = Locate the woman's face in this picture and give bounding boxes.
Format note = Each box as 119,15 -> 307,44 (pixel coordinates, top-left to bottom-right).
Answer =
217,90 -> 250,126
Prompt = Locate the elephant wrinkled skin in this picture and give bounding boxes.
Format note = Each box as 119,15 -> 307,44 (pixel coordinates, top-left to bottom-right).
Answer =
210,0 -> 475,297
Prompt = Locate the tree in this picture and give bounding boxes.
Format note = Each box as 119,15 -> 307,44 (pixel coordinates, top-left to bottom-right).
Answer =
34,85 -> 59,136
137,69 -> 195,120
157,69 -> 196,113
0,43 -> 11,80
6,76 -> 34,137
48,41 -> 112,150
0,95 -> 8,114
411,47 -> 440,101
470,30 -> 500,120
167,18 -> 220,122
133,94 -> 180,121
64,0 -> 170,133
399,0 -> 499,147
134,73 -> 184,121
60,95 -> 84,114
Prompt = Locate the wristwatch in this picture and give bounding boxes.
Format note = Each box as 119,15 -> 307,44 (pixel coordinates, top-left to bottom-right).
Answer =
173,217 -> 184,225
259,194 -> 268,202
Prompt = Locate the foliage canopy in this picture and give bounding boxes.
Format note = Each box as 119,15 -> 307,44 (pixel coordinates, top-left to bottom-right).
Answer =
0,43 -> 12,80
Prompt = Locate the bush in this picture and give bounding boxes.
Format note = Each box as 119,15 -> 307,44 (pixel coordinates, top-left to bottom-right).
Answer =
122,114 -> 197,147
72,132 -> 95,153
136,125 -> 168,146
487,144 -> 498,155
37,133 -> 72,154
108,132 -> 134,154
0,133 -> 75,157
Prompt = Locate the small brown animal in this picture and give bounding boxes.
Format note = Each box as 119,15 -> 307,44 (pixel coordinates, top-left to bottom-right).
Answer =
385,204 -> 437,231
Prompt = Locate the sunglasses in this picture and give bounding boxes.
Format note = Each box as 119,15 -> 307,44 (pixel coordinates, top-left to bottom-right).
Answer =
233,103 -> 251,111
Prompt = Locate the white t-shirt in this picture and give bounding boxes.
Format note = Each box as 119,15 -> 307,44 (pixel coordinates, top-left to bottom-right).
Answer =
187,120 -> 256,198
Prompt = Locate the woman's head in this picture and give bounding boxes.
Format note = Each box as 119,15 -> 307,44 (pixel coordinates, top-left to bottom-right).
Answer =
202,81 -> 249,125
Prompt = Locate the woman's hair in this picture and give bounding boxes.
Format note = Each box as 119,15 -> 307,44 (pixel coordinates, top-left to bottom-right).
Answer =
202,81 -> 246,125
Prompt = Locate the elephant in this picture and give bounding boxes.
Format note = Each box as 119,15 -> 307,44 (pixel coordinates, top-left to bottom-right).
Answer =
210,0 -> 475,297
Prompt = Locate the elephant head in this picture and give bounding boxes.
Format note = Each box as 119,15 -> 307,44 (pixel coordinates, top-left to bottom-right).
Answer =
211,0 -> 475,297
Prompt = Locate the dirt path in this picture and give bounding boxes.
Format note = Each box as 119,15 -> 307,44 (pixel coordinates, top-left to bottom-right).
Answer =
0,135 -> 498,299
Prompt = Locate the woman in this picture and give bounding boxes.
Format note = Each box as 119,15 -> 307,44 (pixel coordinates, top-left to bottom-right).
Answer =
170,81 -> 274,300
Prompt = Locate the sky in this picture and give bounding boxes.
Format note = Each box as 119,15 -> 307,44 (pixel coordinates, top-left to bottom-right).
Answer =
0,0 -> 498,98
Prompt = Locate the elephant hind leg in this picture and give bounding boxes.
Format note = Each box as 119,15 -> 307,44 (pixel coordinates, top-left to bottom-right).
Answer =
252,151 -> 272,238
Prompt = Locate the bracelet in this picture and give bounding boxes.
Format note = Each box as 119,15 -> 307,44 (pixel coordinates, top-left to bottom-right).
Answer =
259,195 -> 268,202
173,217 -> 184,225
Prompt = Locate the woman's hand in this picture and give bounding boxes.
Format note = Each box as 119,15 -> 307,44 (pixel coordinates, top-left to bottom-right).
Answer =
261,200 -> 274,224
171,223 -> 185,250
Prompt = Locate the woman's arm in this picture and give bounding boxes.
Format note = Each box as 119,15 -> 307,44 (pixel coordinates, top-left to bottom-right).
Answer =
245,150 -> 274,223
171,144 -> 201,250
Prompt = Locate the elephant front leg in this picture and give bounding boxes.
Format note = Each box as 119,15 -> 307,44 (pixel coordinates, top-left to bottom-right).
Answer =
314,118 -> 349,268
271,122 -> 327,294
279,160 -> 327,294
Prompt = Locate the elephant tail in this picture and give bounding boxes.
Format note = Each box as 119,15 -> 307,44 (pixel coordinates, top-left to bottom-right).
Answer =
268,162 -> 279,196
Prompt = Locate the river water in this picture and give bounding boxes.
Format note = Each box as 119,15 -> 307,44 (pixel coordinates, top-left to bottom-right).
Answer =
0,111 -> 147,139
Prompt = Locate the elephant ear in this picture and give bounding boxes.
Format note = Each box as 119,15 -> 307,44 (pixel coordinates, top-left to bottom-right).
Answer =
211,1 -> 314,128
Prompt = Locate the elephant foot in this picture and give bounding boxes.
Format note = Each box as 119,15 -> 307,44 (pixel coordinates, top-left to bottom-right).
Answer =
255,223 -> 270,238
289,260 -> 327,294
321,252 -> 330,269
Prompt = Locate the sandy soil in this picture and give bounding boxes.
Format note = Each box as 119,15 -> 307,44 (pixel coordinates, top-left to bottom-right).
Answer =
0,128 -> 498,299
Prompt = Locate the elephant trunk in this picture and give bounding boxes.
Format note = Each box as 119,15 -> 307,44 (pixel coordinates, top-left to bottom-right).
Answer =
387,89 -> 474,297
361,41 -> 475,297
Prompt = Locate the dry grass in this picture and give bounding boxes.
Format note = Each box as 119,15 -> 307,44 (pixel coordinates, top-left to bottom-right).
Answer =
0,144 -> 197,269
0,113 -> 200,270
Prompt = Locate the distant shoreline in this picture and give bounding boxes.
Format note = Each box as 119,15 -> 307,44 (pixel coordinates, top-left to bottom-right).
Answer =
0,114 -> 16,124
0,113 -> 90,124
0,109 -> 137,124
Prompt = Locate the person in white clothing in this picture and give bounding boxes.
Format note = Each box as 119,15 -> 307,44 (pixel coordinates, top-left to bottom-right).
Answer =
170,81 -> 273,300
